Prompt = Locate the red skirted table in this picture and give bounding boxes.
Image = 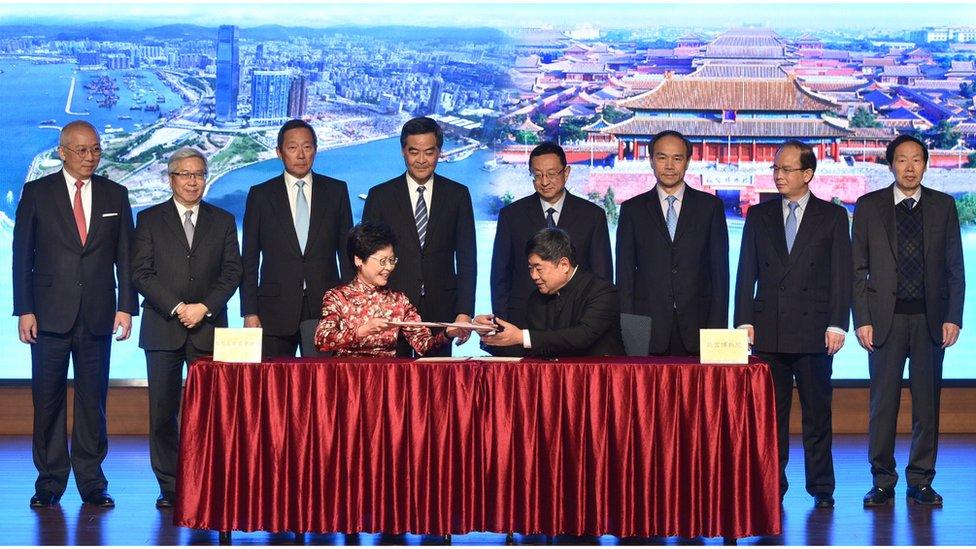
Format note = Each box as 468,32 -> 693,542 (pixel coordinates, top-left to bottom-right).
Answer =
175,357 -> 781,539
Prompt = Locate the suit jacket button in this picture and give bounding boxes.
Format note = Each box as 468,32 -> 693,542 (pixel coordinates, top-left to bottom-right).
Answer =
189,277 -> 194,281
77,282 -> 83,286
780,285 -> 786,291
671,268 -> 678,274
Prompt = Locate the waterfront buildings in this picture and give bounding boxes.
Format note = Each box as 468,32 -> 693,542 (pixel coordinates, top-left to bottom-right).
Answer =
215,24 -> 240,124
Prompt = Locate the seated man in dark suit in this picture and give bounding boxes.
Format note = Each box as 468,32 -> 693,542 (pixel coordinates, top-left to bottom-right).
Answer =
476,228 -> 624,357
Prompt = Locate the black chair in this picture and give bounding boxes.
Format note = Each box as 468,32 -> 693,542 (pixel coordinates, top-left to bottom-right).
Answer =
299,318 -> 332,357
620,313 -> 652,357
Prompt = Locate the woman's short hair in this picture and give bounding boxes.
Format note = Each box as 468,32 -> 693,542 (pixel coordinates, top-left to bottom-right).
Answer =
346,221 -> 399,265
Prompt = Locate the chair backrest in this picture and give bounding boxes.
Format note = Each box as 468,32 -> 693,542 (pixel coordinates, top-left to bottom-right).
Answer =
299,318 -> 332,358
620,313 -> 652,357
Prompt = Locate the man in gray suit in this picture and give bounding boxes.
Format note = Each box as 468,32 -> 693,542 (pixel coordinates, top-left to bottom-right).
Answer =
132,148 -> 242,508
853,135 -> 964,507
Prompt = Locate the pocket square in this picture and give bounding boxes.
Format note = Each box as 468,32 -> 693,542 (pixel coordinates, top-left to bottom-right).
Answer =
101,212 -> 119,217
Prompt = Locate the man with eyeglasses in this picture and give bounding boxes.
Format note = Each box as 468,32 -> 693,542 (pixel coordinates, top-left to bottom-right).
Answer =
490,141 -> 612,327
616,130 -> 729,356
241,119 -> 353,358
362,116 -> 476,356
853,135 -> 964,508
131,147 -> 242,508
13,120 -> 139,508
733,140 -> 852,508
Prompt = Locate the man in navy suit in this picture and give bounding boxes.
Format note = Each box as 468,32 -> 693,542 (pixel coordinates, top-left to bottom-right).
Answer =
241,119 -> 353,358
362,117 -> 476,356
616,130 -> 729,355
734,140 -> 852,508
132,147 -> 242,508
13,120 -> 139,508
490,141 -> 612,327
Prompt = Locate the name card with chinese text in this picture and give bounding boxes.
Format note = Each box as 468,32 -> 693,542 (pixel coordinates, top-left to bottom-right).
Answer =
213,328 -> 263,363
699,329 -> 749,364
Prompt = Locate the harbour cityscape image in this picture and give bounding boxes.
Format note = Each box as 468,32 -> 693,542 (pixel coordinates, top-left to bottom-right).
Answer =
1,3 -> 975,379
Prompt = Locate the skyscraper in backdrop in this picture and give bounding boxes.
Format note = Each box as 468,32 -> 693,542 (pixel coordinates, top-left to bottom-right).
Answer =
215,25 -> 240,124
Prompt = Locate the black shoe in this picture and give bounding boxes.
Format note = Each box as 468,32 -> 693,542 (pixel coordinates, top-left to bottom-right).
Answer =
813,493 -> 835,508
155,491 -> 175,509
907,485 -> 943,506
82,489 -> 115,508
863,486 -> 895,507
29,492 -> 60,508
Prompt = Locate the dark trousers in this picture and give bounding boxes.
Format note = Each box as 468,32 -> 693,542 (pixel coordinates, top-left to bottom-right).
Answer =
31,313 -> 112,497
652,309 -> 691,357
868,313 -> 944,489
757,351 -> 835,497
146,338 -> 208,494
262,292 -> 315,359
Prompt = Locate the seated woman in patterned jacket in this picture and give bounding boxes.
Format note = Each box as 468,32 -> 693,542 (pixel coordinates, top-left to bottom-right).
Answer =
314,221 -> 462,357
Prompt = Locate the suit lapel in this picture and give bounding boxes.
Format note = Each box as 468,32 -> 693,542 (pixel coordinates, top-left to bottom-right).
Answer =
920,186 -> 937,264
784,195 -> 825,273
642,189 -> 671,243
426,175 -> 446,249
162,198 -> 190,251
527,193 -> 548,228
306,174 -> 329,251
395,175 -> 422,250
190,202 -> 211,254
879,184 -> 898,259
50,176 -> 84,249
83,177 -> 106,249
270,176 -> 303,256
760,199 -> 790,267
671,186 -> 695,243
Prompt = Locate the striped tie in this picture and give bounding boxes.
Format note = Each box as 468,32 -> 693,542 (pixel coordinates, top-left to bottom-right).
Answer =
415,186 -> 428,247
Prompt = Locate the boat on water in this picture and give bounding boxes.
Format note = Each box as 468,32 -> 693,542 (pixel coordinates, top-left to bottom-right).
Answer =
358,193 -> 367,201
481,159 -> 500,172
39,118 -> 57,125
118,115 -> 132,120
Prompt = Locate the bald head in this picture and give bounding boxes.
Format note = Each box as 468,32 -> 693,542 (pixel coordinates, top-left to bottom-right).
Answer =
58,120 -> 102,181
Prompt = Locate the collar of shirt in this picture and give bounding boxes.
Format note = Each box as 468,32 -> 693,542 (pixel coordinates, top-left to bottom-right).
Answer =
284,171 -> 312,220
555,266 -> 579,296
62,168 -> 91,189
656,182 -> 686,204
782,190 -> 812,220
406,172 -> 434,211
539,190 -> 567,218
173,199 -> 200,222
893,185 -> 921,207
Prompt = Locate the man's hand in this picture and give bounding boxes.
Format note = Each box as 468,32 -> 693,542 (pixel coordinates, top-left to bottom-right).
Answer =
244,314 -> 262,328
478,316 -> 523,347
856,325 -> 874,352
178,303 -> 208,329
356,317 -> 392,339
942,322 -> 961,349
452,313 -> 473,345
744,326 -> 754,346
113,311 -> 132,341
18,313 -> 38,344
825,331 -> 845,356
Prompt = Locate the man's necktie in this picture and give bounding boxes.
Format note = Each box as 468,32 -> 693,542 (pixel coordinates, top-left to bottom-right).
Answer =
902,197 -> 916,210
295,180 -> 309,253
785,201 -> 799,253
665,195 -> 677,241
183,210 -> 195,247
415,186 -> 428,247
73,180 -> 87,245
546,207 -> 556,228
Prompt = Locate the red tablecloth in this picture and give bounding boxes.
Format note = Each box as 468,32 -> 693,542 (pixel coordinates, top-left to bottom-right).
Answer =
175,357 -> 780,538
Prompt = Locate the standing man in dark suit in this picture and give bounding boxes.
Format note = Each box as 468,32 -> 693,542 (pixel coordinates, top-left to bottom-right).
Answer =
131,148 -> 242,508
477,228 -> 624,357
362,116 -> 476,356
854,135 -> 964,508
13,120 -> 138,508
734,140 -> 852,508
490,141 -> 612,327
241,119 -> 353,358
616,130 -> 729,355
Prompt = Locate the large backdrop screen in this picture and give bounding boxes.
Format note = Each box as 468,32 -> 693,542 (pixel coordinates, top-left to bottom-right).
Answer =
1,3 -> 975,380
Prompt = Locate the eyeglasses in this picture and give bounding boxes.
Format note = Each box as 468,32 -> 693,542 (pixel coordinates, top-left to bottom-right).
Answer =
530,167 -> 567,182
770,165 -> 808,174
62,145 -> 103,157
368,255 -> 398,268
170,171 -> 208,181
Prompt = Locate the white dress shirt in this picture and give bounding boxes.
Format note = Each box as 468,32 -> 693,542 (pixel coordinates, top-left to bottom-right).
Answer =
656,182 -> 686,220
539,190 -> 567,226
406,173 -> 433,214
894,185 -> 921,207
62,168 -> 92,229
284,171 -> 313,221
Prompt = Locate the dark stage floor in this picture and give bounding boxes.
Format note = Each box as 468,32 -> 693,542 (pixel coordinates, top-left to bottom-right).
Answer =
1,434 -> 973,545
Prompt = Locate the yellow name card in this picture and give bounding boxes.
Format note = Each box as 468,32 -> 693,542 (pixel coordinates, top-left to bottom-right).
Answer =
699,329 -> 750,364
213,328 -> 263,363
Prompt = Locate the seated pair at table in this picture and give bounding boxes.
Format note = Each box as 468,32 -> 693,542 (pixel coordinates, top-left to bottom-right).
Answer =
314,222 -> 624,358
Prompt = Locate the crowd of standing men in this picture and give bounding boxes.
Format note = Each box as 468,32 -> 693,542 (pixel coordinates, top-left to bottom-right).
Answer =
13,116 -> 963,513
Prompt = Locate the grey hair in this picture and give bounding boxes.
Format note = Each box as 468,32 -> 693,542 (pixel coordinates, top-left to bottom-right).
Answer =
167,147 -> 208,174
59,120 -> 99,146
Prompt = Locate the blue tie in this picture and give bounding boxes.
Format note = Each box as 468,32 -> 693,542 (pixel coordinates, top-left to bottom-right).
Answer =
415,186 -> 428,247
546,207 -> 556,228
295,180 -> 309,253
785,201 -> 799,253
665,195 -> 678,241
